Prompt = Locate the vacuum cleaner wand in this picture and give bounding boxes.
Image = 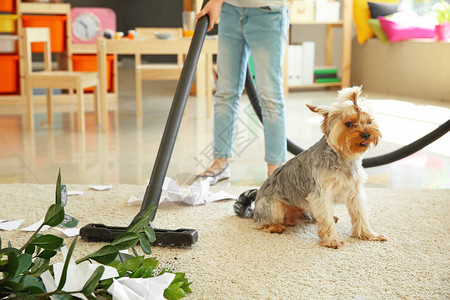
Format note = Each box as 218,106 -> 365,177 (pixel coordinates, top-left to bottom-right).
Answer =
80,0 -> 211,247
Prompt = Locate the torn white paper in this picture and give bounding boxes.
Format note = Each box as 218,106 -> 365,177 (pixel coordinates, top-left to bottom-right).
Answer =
54,227 -> 80,237
41,247 -> 119,300
67,190 -> 84,196
20,218 -> 50,232
107,273 -> 175,300
90,185 -> 112,191
127,177 -> 236,206
127,194 -> 144,207
0,219 -> 24,231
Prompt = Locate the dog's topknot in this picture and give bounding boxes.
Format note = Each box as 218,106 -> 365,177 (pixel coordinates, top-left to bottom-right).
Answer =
337,86 -> 362,104
337,86 -> 364,113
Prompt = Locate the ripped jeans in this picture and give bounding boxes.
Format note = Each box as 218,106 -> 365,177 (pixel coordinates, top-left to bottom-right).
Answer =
213,3 -> 289,164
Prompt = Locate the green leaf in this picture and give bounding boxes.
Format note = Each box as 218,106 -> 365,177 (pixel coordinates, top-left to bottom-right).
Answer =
82,265 -> 105,297
0,235 -> 2,248
16,253 -> 32,276
174,273 -> 192,293
130,266 -> 145,278
26,285 -> 46,294
43,204 -> 65,227
111,232 -> 140,250
57,236 -> 78,291
142,257 -> 159,271
0,247 -> 21,256
30,234 -> 63,250
145,225 -> 156,243
127,203 -> 155,234
107,260 -> 121,269
77,245 -> 119,265
131,246 -> 139,257
2,278 -> 22,290
157,267 -> 166,276
182,281 -> 192,294
139,233 -> 152,255
164,281 -> 186,300
98,277 -> 114,290
59,214 -> 79,228
53,294 -> 73,300
172,272 -> 186,283
25,244 -> 35,255
37,249 -> 57,259
5,251 -> 19,278
29,257 -> 50,274
118,256 -> 144,274
142,267 -> 154,278
56,168 -> 62,205
22,275 -> 45,293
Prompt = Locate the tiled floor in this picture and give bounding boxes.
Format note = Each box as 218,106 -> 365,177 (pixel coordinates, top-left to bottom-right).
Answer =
0,65 -> 449,189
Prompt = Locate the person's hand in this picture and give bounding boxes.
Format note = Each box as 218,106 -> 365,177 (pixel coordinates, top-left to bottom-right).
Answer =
196,0 -> 224,32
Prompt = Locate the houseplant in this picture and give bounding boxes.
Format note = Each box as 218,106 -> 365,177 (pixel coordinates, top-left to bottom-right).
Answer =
0,170 -> 191,299
432,0 -> 450,41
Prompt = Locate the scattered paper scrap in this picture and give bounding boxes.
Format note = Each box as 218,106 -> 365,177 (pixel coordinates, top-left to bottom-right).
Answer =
41,247 -> 119,300
20,218 -> 50,232
127,194 -> 144,207
55,227 -> 80,237
90,185 -> 112,191
107,273 -> 175,300
0,219 -> 24,231
67,190 -> 84,196
127,177 -> 236,206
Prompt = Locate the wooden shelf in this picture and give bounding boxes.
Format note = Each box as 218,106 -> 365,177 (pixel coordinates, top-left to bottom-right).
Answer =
285,0 -> 352,92
19,2 -> 70,15
289,82 -> 342,89
71,44 -> 98,54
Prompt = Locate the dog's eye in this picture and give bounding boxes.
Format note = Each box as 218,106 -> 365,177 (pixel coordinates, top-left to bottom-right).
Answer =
345,122 -> 354,128
367,120 -> 372,125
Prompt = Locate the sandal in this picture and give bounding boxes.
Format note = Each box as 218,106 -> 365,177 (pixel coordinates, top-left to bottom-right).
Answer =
195,163 -> 231,185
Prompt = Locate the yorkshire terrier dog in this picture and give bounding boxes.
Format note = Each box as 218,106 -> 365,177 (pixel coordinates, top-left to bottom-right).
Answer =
234,86 -> 387,248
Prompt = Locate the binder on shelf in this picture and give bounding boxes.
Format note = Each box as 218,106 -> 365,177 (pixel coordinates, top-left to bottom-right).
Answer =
314,66 -> 338,75
316,77 -> 341,83
314,66 -> 338,80
301,41 -> 315,85
288,45 -> 303,86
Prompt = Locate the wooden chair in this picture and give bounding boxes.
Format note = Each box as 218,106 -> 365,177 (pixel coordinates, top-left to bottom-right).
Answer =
134,27 -> 183,117
23,27 -> 100,132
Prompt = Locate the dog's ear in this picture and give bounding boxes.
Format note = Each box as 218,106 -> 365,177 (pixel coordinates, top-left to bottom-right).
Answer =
306,104 -> 318,112
306,104 -> 329,116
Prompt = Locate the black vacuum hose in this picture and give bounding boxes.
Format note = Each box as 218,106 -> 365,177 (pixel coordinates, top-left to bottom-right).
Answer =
133,1 -> 210,223
244,67 -> 449,168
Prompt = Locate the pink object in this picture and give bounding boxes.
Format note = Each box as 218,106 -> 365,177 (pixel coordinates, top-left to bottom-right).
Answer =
71,7 -> 116,44
378,16 -> 436,42
435,23 -> 449,41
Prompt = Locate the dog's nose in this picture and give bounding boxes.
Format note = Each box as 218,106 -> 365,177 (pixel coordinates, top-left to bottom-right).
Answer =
361,132 -> 371,140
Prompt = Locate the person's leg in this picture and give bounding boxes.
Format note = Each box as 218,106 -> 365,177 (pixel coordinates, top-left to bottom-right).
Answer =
244,6 -> 289,176
200,4 -> 250,178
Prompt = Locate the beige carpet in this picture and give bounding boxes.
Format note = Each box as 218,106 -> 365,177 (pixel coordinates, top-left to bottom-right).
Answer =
1,184 -> 449,299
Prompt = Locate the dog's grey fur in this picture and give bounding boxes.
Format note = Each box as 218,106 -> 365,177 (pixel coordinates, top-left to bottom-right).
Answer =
234,86 -> 387,248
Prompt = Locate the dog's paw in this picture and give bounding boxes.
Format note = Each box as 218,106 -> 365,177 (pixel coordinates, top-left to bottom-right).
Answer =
355,232 -> 388,242
260,224 -> 287,234
319,239 -> 344,249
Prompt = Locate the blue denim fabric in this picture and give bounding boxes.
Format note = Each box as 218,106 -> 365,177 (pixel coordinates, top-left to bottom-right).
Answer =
213,3 -> 289,164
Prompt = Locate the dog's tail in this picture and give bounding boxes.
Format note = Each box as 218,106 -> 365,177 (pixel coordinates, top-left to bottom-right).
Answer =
234,189 -> 258,218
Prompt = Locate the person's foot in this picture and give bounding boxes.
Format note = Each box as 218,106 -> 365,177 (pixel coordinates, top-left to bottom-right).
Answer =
195,159 -> 230,185
267,163 -> 282,177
